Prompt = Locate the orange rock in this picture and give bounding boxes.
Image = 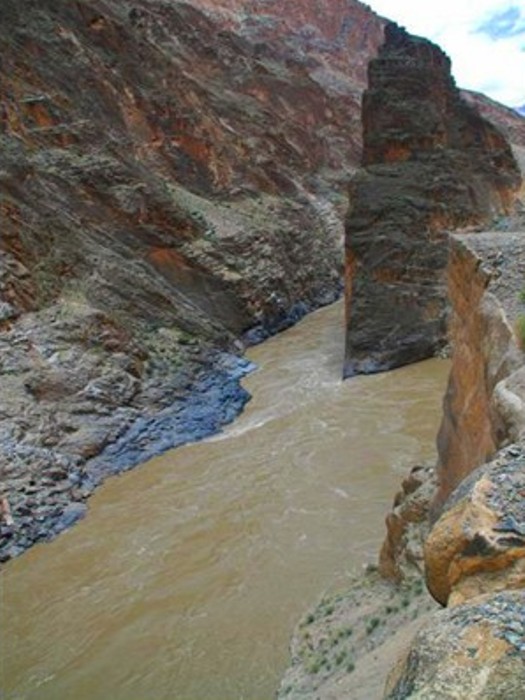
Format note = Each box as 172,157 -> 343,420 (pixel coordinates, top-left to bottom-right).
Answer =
434,238 -> 523,509
425,452 -> 525,606
379,465 -> 436,582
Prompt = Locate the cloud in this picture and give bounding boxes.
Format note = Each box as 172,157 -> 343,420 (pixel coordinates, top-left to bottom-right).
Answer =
477,6 -> 525,40
367,0 -> 525,107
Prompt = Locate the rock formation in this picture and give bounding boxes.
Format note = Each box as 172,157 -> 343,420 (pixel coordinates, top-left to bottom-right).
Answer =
385,590 -> 525,699
425,450 -> 525,607
1,0 -> 524,581
434,236 -> 524,507
2,0 -> 372,560
343,23 -> 522,377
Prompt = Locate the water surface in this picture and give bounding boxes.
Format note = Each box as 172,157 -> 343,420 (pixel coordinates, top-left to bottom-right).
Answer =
2,300 -> 449,699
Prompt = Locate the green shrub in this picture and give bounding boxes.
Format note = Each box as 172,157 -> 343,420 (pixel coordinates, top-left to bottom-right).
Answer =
516,315 -> 525,349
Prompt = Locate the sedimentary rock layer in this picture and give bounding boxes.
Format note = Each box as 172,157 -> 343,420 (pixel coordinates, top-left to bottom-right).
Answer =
1,0 -> 364,561
343,23 -> 522,377
434,236 -> 524,508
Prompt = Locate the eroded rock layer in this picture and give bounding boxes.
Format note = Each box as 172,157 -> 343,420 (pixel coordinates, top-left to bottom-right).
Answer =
343,23 -> 522,376
434,237 -> 524,507
1,0 -> 374,561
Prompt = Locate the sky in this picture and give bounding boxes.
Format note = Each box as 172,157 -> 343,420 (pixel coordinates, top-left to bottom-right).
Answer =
366,0 -> 525,109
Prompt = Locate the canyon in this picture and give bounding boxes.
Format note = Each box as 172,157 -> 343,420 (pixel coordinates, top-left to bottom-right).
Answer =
281,19 -> 525,700
2,1 -> 525,698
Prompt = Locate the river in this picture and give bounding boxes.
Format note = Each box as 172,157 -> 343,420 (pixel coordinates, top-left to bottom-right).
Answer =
2,300 -> 449,700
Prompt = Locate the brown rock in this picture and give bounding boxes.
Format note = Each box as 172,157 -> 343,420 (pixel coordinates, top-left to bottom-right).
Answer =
385,590 -> 525,699
434,237 -> 523,509
344,23 -> 522,377
379,465 -> 436,582
425,452 -> 525,607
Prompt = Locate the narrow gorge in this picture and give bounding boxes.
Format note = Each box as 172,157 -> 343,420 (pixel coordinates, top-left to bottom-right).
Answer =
2,2 -> 525,699
281,21 -> 525,700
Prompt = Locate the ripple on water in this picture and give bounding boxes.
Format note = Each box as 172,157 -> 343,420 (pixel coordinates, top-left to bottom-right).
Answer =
3,300 -> 450,700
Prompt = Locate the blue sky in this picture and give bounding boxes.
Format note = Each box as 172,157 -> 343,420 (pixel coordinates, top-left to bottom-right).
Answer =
366,1 -> 525,108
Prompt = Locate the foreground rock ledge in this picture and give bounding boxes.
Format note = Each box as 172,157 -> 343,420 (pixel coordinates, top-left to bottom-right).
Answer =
385,590 -> 525,699
425,448 -> 525,607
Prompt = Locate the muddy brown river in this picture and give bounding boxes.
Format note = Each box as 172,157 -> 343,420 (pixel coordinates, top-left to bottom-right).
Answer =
2,300 -> 449,700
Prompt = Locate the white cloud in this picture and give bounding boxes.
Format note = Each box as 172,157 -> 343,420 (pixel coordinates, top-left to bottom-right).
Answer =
366,0 -> 525,107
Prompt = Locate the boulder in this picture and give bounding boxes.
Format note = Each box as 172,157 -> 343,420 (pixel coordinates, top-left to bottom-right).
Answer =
425,449 -> 525,606
385,590 -> 525,699
379,464 -> 436,582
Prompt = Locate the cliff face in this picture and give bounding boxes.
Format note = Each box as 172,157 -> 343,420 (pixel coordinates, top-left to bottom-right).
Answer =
343,23 -> 522,377
0,0 -> 386,561
1,0 -> 355,339
381,150 -> 525,700
434,237 -> 524,507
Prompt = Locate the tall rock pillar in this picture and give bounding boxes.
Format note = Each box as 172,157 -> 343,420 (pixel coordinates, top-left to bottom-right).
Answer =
343,23 -> 521,377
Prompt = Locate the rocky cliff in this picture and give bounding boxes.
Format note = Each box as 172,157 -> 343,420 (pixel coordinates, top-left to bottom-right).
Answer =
343,23 -> 522,377
384,227 -> 525,697
280,22 -> 525,700
2,0 -> 375,561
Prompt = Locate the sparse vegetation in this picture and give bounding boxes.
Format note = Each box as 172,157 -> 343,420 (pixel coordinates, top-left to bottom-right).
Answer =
516,315 -> 525,349
366,617 -> 381,634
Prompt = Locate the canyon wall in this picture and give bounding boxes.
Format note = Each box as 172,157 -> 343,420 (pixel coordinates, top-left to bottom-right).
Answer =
343,23 -> 522,377
0,0 -> 386,561
281,21 -> 525,700
384,230 -> 525,698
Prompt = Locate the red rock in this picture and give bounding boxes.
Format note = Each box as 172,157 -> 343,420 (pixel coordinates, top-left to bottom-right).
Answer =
344,24 -> 522,377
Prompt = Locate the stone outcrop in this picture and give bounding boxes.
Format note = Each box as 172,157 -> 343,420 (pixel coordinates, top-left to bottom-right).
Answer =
426,448 -> 525,607
388,445 -> 525,697
343,23 -> 522,377
385,590 -> 525,699
434,237 -> 524,508
379,465 -> 436,583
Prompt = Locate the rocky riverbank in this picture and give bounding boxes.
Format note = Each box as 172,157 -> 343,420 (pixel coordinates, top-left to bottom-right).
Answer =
280,20 -> 525,700
1,0 -> 349,563
0,281 -> 344,564
279,222 -> 525,698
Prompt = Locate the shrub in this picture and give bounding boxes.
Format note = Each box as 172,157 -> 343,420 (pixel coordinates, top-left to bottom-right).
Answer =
516,315 -> 525,350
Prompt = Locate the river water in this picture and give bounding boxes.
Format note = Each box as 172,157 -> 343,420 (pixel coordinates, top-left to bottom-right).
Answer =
2,300 -> 449,700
